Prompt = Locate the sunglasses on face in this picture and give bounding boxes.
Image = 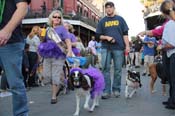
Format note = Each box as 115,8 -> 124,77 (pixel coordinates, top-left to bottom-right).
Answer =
52,16 -> 61,19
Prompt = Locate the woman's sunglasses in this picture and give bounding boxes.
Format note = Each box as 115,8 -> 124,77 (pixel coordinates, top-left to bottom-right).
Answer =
52,16 -> 61,19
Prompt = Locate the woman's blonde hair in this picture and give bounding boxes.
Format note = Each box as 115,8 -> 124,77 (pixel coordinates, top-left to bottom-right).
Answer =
28,26 -> 41,39
68,24 -> 75,33
47,10 -> 64,27
77,36 -> 82,42
64,21 -> 75,33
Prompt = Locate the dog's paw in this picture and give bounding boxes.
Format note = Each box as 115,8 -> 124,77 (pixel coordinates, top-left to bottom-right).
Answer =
95,103 -> 99,107
151,90 -> 157,94
129,95 -> 133,98
84,105 -> 90,111
89,108 -> 94,112
73,112 -> 79,116
125,93 -> 129,98
162,92 -> 167,96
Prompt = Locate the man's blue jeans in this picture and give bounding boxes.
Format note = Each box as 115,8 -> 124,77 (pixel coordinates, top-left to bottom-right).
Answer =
0,43 -> 28,116
101,48 -> 124,94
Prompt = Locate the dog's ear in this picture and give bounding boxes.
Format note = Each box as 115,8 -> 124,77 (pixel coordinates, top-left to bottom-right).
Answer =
127,70 -> 132,75
68,78 -> 74,90
68,73 -> 74,90
136,72 -> 142,87
139,83 -> 142,87
136,72 -> 140,76
81,76 -> 90,90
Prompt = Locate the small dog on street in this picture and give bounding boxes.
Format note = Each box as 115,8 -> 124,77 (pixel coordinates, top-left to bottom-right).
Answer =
69,67 -> 105,116
125,69 -> 142,98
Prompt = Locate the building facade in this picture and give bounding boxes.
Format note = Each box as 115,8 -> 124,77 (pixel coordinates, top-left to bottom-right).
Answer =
23,0 -> 106,45
141,0 -> 165,30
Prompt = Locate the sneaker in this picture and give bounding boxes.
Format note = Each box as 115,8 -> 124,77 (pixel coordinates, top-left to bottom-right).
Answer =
51,98 -> 57,104
40,82 -> 45,87
113,91 -> 120,98
135,66 -> 140,68
0,91 -> 12,97
162,101 -> 169,105
101,93 -> 111,99
165,104 -> 175,110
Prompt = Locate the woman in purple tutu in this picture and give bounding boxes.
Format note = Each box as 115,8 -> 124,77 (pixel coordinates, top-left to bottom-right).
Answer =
38,10 -> 72,104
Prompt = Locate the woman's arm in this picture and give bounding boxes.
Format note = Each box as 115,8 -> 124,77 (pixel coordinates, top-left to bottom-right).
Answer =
65,39 -> 72,57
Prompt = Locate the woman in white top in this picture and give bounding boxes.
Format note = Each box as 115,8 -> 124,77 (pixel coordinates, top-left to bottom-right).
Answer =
26,26 -> 41,87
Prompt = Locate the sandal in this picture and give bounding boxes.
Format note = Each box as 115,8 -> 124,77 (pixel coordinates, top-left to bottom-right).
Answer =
51,98 -> 57,104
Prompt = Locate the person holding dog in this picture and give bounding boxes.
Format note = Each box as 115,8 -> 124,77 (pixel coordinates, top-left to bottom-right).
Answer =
0,0 -> 30,115
96,1 -> 130,99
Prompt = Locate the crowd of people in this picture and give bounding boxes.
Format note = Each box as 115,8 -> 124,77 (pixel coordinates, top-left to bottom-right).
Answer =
0,1 -> 175,116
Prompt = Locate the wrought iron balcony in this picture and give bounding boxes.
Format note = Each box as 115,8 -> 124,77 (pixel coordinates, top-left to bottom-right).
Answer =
25,9 -> 97,28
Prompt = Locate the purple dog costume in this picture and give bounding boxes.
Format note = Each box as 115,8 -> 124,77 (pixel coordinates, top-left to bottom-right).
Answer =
70,67 -> 105,98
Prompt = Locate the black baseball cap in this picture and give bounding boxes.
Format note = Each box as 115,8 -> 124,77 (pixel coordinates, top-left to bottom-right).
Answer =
105,1 -> 115,8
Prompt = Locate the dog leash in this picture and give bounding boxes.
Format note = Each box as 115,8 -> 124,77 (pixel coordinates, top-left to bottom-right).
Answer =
102,45 -> 110,72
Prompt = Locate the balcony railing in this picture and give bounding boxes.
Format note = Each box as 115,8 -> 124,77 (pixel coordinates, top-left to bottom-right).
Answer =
72,13 -> 97,28
25,9 -> 97,28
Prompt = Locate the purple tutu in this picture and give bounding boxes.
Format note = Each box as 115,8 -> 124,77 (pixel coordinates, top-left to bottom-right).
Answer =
83,67 -> 105,98
38,40 -> 66,59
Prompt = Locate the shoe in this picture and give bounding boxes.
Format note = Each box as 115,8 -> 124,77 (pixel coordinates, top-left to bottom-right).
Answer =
135,66 -> 140,68
32,83 -> 39,87
165,104 -> 175,110
113,91 -> 120,98
51,98 -> 57,104
142,73 -> 146,76
101,93 -> 110,99
162,101 -> 169,105
40,82 -> 45,87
